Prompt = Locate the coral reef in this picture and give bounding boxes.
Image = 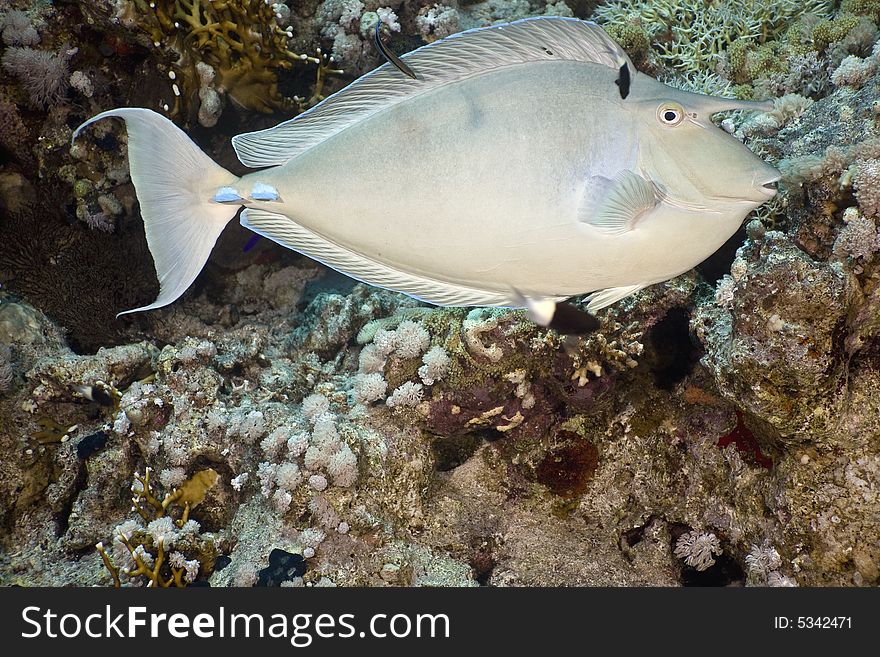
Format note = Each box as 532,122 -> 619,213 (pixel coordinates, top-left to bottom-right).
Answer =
2,0 -> 880,590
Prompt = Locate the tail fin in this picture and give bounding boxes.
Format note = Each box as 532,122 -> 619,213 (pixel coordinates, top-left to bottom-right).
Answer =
73,108 -> 239,316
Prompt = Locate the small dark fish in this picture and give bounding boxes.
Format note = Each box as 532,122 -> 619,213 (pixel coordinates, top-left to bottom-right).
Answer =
76,430 -> 108,459
547,301 -> 601,335
513,289 -> 600,335
615,60 -> 630,99
374,21 -> 418,80
73,383 -> 116,407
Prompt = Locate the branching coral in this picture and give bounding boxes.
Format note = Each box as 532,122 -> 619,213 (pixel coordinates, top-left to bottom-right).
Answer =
593,0 -> 834,73
119,0 -> 333,115
96,466 -> 220,587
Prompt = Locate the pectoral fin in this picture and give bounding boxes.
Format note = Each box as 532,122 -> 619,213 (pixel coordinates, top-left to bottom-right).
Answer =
578,170 -> 659,235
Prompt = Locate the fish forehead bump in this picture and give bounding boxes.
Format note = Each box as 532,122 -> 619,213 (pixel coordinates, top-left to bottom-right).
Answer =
629,72 -> 772,114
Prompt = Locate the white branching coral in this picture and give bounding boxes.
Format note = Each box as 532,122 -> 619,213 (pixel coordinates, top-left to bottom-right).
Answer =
376,6 -> 401,32
309,473 -> 329,491
168,551 -> 200,583
386,381 -> 424,410
230,472 -> 249,491
196,60 -> 222,127
228,409 -> 266,442
392,320 -> 430,359
260,426 -> 288,459
287,431 -> 310,457
146,517 -> 178,548
831,54 -> 876,88
301,414 -> 361,486
159,467 -> 187,489
372,328 -> 397,355
419,345 -> 450,385
853,159 -> 880,219
302,393 -> 331,422
69,69 -> 93,98
416,4 -> 459,41
299,527 -> 326,549
353,372 -> 388,404
327,443 -> 358,487
276,462 -> 302,491
674,530 -> 722,571
257,461 -> 278,498
272,488 -> 292,513
358,343 -> 387,373
833,207 -> 880,260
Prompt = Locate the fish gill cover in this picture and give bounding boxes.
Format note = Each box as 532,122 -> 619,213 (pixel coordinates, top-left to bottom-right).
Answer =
0,0 -> 878,589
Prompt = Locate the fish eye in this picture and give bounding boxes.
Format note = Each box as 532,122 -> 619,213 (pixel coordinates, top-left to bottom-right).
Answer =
657,103 -> 685,127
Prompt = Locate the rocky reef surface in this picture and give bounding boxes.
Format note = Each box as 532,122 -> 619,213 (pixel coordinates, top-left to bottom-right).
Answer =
1,0 -> 879,587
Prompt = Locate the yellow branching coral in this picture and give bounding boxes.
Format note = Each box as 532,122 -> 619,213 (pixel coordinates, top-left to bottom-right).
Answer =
96,466 -> 220,587
124,0 -> 330,114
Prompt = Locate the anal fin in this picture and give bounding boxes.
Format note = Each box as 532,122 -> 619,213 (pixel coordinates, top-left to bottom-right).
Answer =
585,283 -> 646,312
240,209 -> 521,307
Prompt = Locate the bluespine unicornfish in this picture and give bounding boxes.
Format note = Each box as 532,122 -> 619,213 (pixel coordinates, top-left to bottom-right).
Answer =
72,18 -> 779,321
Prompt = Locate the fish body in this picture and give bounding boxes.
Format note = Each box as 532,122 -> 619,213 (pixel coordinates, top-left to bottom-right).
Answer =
73,18 -> 779,316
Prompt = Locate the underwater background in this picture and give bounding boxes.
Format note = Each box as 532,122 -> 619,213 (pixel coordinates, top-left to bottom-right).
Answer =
1,0 -> 879,587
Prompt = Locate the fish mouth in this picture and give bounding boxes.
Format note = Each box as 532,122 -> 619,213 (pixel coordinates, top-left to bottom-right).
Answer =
753,173 -> 781,199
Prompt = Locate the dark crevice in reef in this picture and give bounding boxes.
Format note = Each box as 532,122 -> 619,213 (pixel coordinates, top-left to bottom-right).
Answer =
669,523 -> 746,587
679,553 -> 746,587
644,307 -> 702,391
469,536 -> 498,586
620,515 -> 660,550
432,432 -> 484,472
697,224 -> 748,284
54,462 -> 88,537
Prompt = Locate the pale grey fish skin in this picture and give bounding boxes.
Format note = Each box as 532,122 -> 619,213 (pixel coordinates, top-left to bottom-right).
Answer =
71,18 -> 779,316
240,60 -> 776,300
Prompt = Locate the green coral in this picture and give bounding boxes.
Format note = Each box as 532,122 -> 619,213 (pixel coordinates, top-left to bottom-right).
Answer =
783,14 -> 821,55
593,0 -> 835,73
842,0 -> 880,23
605,21 -> 651,65
812,13 -> 861,51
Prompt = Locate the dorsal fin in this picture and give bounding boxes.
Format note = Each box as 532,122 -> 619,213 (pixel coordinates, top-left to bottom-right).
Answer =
232,17 -> 631,168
